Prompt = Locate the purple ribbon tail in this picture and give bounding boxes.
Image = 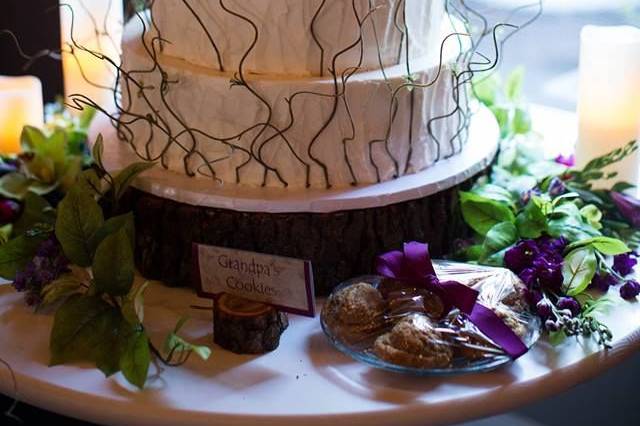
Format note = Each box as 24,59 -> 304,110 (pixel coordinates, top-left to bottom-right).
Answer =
469,304 -> 528,359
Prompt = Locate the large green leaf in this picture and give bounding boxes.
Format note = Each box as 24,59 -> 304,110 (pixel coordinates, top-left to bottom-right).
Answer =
0,233 -> 48,280
0,172 -> 34,200
460,191 -> 515,236
49,295 -> 122,376
92,227 -> 135,297
119,328 -> 151,389
12,192 -> 55,237
562,247 -> 597,296
55,185 -> 104,267
41,274 -> 83,306
113,162 -> 155,201
89,212 -> 135,253
516,198 -> 548,239
566,237 -> 630,256
483,222 -> 517,255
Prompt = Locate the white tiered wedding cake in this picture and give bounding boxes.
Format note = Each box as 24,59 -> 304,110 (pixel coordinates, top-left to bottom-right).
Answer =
118,0 -> 469,189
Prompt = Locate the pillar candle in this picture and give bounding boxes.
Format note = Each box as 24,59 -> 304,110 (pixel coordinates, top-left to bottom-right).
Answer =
59,0 -> 123,115
0,76 -> 44,154
576,25 -> 640,192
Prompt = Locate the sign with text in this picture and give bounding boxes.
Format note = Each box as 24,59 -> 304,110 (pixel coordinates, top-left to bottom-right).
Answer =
193,244 -> 316,317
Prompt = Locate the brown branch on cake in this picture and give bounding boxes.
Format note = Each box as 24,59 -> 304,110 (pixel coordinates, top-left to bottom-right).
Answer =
392,0 -> 406,66
311,0 -> 328,77
306,0 -> 377,189
181,0 -> 225,71
219,0 -> 288,187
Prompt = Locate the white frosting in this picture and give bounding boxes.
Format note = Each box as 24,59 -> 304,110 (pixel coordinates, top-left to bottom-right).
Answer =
118,16 -> 468,189
152,0 -> 445,77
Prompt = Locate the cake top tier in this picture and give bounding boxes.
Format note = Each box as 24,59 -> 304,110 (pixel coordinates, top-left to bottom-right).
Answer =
152,0 -> 446,77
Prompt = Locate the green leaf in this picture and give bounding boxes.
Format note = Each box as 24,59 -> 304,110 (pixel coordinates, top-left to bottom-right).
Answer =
50,295 -> 122,376
12,192 -> 55,237
92,227 -> 135,297
562,247 -> 597,296
55,185 -> 104,267
164,317 -> 211,361
483,222 -> 517,254
0,233 -> 48,280
92,134 -> 105,172
76,169 -> 102,197
505,67 -> 525,102
580,204 -> 603,230
119,329 -> 150,389
460,191 -> 515,236
79,107 -> 97,131
512,107 -> 532,135
472,74 -> 500,107
611,181 -> 636,194
122,281 -> 150,325
20,126 -> 47,152
0,172 -> 34,200
566,237 -> 630,256
548,330 -> 567,346
472,184 -> 517,210
89,212 -> 135,253
516,198 -> 549,239
113,162 -> 154,201
490,105 -> 511,139
462,244 -> 486,261
41,274 -> 83,306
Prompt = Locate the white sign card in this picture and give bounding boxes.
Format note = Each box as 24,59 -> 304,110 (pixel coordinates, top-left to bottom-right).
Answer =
193,244 -> 316,317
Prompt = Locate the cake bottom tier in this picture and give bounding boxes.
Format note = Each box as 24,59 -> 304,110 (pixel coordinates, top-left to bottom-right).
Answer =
124,175 -> 476,296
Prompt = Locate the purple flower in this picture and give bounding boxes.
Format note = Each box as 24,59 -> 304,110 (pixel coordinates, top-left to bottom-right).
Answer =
11,236 -> 69,306
526,289 -> 543,306
555,154 -> 575,167
519,267 -> 538,288
620,280 -> 640,300
610,191 -> 640,228
536,299 -> 553,318
590,273 -> 618,292
520,188 -> 542,206
505,240 -> 540,274
548,177 -> 567,197
537,236 -> 568,263
557,296 -> 581,317
613,253 -> 637,277
533,257 -> 564,291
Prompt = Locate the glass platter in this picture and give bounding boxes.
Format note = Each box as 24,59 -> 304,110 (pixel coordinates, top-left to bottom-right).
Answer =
320,269 -> 542,377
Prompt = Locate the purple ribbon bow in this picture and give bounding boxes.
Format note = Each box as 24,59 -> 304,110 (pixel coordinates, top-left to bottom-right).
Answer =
376,242 -> 528,359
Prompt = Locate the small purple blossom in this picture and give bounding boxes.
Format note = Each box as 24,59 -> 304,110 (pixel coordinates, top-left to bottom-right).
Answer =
505,240 -> 540,274
532,257 -> 564,292
11,236 -> 69,306
520,188 -> 541,206
536,299 -> 553,318
620,280 -> 640,300
590,273 -> 618,292
555,154 -> 575,167
613,253 -> 637,277
548,177 -> 567,197
557,296 -> 581,317
610,191 -> 640,228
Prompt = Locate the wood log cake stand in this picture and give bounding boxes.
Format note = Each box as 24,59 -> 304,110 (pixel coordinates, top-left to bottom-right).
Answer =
103,108 -> 500,296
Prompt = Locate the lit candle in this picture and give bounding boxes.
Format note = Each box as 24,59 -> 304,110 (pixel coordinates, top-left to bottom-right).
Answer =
0,76 -> 44,154
59,0 -> 123,115
576,25 -> 640,192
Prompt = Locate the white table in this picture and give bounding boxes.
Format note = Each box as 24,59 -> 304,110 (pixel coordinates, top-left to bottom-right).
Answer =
2,106 -> 640,426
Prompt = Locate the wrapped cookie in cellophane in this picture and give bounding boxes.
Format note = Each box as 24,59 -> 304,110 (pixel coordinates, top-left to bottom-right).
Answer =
321,260 -> 540,375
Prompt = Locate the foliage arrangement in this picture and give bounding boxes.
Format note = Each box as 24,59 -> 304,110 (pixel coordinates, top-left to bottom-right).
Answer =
0,121 -> 211,388
460,70 -> 640,347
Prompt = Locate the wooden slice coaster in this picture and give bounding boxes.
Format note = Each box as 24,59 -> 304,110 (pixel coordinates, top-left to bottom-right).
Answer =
213,293 -> 289,354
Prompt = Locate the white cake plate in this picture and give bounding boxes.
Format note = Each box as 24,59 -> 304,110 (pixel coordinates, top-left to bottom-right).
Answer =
94,106 -> 499,214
